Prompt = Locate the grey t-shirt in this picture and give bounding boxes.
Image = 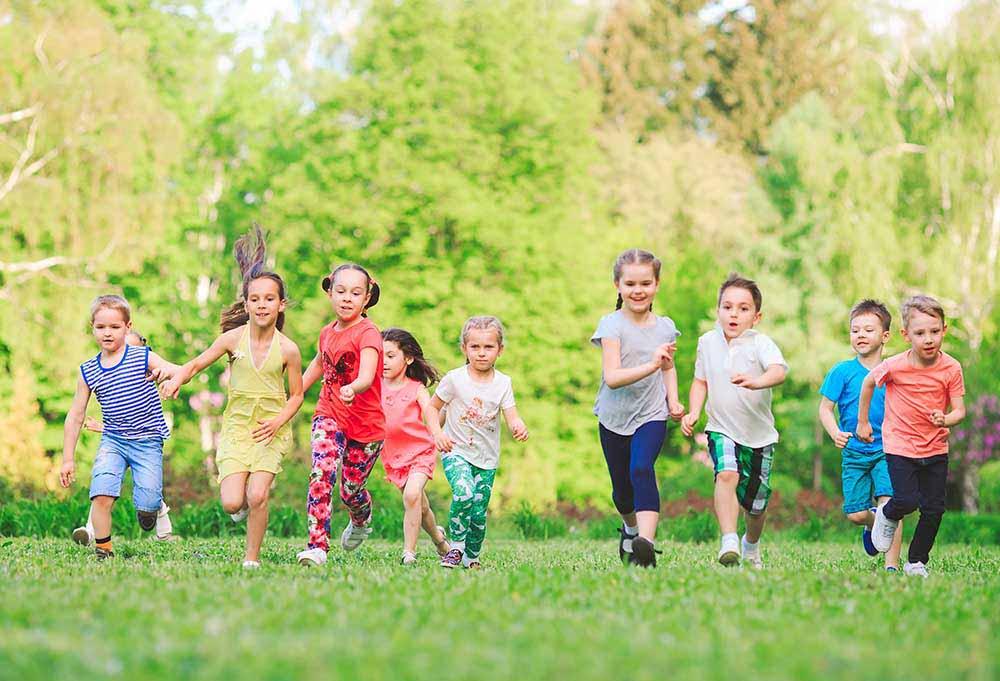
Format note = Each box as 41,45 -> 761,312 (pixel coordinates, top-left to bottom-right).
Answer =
591,311 -> 680,436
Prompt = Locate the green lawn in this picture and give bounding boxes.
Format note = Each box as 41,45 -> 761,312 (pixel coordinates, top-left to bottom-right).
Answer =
1,537 -> 997,681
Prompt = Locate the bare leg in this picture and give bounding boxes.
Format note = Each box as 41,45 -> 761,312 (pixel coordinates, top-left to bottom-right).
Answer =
401,473 -> 429,554
744,509 -> 767,543
245,471 -> 275,562
220,472 -> 250,514
846,509 -> 872,527
620,511 -> 637,530
91,496 -> 115,538
636,510 -> 658,541
419,491 -> 449,554
714,472 -> 740,535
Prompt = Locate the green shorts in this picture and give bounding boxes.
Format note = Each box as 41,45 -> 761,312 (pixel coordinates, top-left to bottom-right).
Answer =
706,431 -> 774,515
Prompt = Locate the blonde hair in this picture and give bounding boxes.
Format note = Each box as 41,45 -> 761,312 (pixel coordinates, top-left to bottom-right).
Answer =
90,295 -> 131,324
901,295 -> 945,328
460,315 -> 505,347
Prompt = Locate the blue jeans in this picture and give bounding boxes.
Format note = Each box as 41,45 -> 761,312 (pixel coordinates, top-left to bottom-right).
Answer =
89,433 -> 164,512
599,420 -> 667,514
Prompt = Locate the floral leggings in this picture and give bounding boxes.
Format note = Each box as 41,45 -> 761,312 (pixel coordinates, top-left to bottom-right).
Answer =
442,454 -> 496,560
306,416 -> 383,552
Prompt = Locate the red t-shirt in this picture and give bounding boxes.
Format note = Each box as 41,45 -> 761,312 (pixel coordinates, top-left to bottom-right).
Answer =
314,318 -> 385,443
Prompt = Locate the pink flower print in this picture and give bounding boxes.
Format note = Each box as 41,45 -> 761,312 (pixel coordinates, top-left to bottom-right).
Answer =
342,465 -> 365,485
313,437 -> 336,455
309,479 -> 332,500
312,500 -> 331,522
316,454 -> 339,475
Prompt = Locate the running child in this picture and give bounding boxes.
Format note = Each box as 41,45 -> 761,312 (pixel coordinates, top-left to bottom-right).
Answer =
72,328 -> 176,545
160,226 -> 304,568
296,263 -> 385,567
60,295 -> 174,559
425,315 -> 529,569
818,299 -> 903,570
591,248 -> 684,568
680,274 -> 788,568
381,327 -> 451,564
858,295 -> 965,577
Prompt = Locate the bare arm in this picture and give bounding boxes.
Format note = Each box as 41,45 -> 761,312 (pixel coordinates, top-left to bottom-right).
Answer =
302,336 -> 323,393
339,346 -> 379,405
663,365 -> 685,420
60,376 -> 92,487
732,364 -> 787,390
503,405 -> 529,441
252,339 -> 305,444
819,396 -> 851,448
160,330 -> 240,398
856,374 -> 877,442
932,394 -> 966,428
600,338 -> 672,389
681,378 -> 707,437
424,394 -> 454,452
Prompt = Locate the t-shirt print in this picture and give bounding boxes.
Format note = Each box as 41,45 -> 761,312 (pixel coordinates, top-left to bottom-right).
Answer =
323,349 -> 357,389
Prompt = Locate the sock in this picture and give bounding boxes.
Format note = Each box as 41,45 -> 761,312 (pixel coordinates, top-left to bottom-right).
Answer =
450,540 -> 465,552
742,536 -> 758,551
623,524 -> 638,537
722,532 -> 738,545
95,536 -> 112,552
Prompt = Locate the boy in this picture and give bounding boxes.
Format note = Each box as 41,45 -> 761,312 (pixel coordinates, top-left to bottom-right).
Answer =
818,300 -> 903,570
858,295 -> 965,577
681,274 -> 787,568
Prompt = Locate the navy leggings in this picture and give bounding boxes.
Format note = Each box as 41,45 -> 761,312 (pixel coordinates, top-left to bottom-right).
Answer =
599,421 -> 667,514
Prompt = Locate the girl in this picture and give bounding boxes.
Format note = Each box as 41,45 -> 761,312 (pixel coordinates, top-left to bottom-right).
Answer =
72,329 -> 176,545
381,327 -> 451,565
60,295 -> 175,560
424,316 -> 529,569
160,226 -> 303,568
591,248 -> 684,568
296,263 -> 385,567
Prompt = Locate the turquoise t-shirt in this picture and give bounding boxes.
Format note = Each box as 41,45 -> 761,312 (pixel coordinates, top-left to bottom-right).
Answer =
819,357 -> 885,454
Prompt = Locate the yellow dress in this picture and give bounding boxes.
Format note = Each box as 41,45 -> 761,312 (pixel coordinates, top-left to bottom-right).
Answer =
215,325 -> 292,482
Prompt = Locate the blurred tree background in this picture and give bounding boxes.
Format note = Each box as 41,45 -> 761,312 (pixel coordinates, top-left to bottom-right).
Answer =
2,0 -> 998,515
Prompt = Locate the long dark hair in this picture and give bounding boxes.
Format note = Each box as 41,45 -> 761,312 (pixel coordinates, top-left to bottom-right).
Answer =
220,224 -> 287,332
382,327 -> 440,387
613,248 -> 661,311
322,263 -> 381,317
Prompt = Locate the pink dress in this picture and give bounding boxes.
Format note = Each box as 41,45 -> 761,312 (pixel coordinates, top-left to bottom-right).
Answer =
381,378 -> 436,488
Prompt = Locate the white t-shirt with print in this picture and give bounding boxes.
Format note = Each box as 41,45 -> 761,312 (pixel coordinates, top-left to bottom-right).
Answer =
434,366 -> 515,470
695,324 -> 788,448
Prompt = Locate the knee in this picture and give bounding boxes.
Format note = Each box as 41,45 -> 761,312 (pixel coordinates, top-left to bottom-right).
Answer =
91,495 -> 115,511
247,488 -> 269,510
892,494 -> 920,515
846,511 -> 870,526
629,464 -> 656,487
402,489 -> 422,509
716,471 -> 739,487
221,497 -> 244,514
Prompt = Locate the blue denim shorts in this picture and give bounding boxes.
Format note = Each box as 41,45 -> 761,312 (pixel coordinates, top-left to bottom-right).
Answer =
89,432 -> 164,512
841,448 -> 893,514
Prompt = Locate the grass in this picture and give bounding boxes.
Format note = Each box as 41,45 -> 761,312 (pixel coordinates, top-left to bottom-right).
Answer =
0,537 -> 998,681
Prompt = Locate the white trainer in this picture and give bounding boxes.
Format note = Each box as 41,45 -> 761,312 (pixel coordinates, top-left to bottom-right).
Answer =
230,506 -> 249,524
871,505 -> 898,553
741,535 -> 764,569
72,526 -> 94,547
296,547 -> 327,567
718,534 -> 741,566
400,551 -> 417,566
155,503 -> 173,540
903,561 -> 929,578
341,521 -> 372,551
242,560 -> 261,569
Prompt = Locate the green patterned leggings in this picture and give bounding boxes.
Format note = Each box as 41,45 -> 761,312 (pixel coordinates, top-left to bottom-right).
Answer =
442,454 -> 496,560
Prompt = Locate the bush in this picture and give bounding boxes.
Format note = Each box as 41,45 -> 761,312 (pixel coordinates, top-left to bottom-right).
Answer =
979,461 -> 1000,513
510,502 -> 568,539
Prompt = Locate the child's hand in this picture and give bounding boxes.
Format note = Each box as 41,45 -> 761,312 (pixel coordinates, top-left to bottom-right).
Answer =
435,432 -> 455,453
653,343 -> 676,369
510,419 -> 529,442
680,412 -> 699,437
83,416 -> 104,433
929,410 -> 946,427
831,431 -> 852,448
339,385 -> 356,406
59,460 -> 76,488
730,373 -> 759,389
147,365 -> 172,384
668,401 -> 686,422
252,418 -> 282,445
160,377 -> 182,400
856,421 -> 874,443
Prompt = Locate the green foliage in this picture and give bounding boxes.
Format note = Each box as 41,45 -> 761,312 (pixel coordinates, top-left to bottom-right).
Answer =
979,461 -> 1000,514
510,502 -> 569,540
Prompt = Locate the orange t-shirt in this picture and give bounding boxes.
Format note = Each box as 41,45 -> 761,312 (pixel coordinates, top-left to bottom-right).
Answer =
314,318 -> 385,443
870,350 -> 964,458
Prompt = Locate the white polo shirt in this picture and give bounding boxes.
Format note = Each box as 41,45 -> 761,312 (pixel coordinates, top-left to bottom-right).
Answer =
694,324 -> 788,448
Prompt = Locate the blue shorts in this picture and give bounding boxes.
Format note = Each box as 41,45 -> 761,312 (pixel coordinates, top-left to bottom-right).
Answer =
89,432 -> 164,512
841,448 -> 893,514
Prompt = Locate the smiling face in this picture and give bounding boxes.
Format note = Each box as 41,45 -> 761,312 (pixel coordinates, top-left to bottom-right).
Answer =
244,277 -> 285,330
615,263 -> 659,315
902,309 -> 946,362
850,312 -> 890,359
329,269 -> 370,323
92,307 -> 131,354
717,285 -> 761,340
382,339 -> 410,381
462,328 -> 502,373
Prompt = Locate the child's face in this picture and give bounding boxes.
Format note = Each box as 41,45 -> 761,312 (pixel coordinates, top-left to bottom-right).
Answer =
245,277 -> 285,329
329,269 -> 369,322
850,313 -> 889,358
462,329 -> 502,372
382,340 -> 410,381
717,286 -> 761,339
92,308 -> 131,353
125,332 -> 145,347
615,263 -> 659,315
902,310 -> 946,362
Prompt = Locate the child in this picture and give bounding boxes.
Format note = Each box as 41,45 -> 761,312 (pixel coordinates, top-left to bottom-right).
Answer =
858,295 -> 965,578
161,226 -> 304,568
591,248 -> 684,568
296,263 -> 385,567
680,274 -> 788,568
425,316 -> 529,569
60,295 -> 174,559
72,329 -> 176,545
818,299 -> 903,570
381,327 -> 451,564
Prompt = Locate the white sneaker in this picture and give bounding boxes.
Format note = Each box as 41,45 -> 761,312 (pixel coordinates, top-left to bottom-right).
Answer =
401,551 -> 417,565
155,503 -> 173,540
242,560 -> 261,569
296,547 -> 327,567
871,505 -> 898,553
72,526 -> 94,547
230,506 -> 249,523
718,535 -> 741,566
741,535 -> 764,569
341,521 -> 372,551
903,561 -> 929,578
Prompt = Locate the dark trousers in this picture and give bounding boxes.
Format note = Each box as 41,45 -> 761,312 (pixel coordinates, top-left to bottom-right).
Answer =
883,453 -> 948,565
599,421 -> 666,514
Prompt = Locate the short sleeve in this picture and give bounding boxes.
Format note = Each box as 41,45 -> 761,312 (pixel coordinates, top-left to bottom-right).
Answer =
499,377 -> 515,409
659,316 -> 680,344
756,335 -> 788,372
434,372 -> 456,404
358,325 -> 382,351
590,314 -> 621,349
694,337 -> 706,381
947,364 -> 966,398
819,365 -> 845,402
870,359 -> 892,388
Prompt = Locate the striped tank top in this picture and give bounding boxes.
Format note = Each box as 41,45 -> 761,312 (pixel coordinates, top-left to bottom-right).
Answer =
80,345 -> 170,439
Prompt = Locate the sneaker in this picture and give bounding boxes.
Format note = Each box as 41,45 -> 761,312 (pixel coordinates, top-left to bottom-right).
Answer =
741,535 -> 763,569
401,551 -> 417,566
72,526 -> 94,547
137,509 -> 158,532
434,526 -> 451,557
903,561 -> 929,578
631,536 -> 657,568
465,560 -> 482,570
886,566 -> 898,573
871,505 -> 898,553
718,535 -> 741,567
618,527 -> 637,565
155,504 -> 173,540
340,521 -> 372,552
296,547 -> 328,567
95,547 -> 114,561
440,548 -> 463,569
242,560 -> 261,569
230,507 -> 249,524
